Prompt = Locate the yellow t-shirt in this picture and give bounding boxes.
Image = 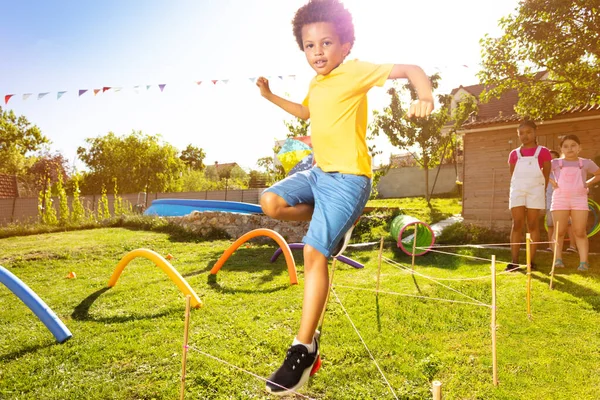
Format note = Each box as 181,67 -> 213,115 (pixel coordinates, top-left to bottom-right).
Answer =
303,59 -> 394,178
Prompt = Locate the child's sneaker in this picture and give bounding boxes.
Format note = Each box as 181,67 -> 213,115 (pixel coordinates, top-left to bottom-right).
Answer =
505,263 -> 519,272
553,258 -> 565,269
266,338 -> 319,395
566,247 -> 578,253
577,261 -> 590,272
331,218 -> 360,258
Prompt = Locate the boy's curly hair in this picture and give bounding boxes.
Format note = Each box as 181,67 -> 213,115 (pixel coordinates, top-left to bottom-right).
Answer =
292,0 -> 355,53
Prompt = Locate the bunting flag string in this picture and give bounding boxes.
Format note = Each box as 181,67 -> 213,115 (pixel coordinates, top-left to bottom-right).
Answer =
2,74 -> 300,106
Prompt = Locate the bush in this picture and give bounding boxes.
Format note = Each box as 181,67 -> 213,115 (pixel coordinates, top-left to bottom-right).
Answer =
437,222 -> 508,245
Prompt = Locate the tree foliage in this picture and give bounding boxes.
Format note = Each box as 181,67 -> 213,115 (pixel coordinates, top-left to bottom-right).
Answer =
0,106 -> 49,174
478,0 -> 600,119
77,131 -> 184,194
180,144 -> 206,171
372,74 -> 451,202
372,74 -> 477,202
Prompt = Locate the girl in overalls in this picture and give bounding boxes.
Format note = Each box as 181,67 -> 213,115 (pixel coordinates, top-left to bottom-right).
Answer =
550,134 -> 600,271
507,120 -> 552,271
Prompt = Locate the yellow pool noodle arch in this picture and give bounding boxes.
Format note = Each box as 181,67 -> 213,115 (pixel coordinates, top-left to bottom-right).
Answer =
210,229 -> 298,285
107,248 -> 202,308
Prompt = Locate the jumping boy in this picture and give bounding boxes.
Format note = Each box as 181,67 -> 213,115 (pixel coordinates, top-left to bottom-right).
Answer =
256,0 -> 434,394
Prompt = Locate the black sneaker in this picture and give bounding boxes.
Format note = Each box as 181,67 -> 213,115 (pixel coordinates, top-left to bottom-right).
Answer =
266,339 -> 319,395
331,218 -> 360,258
505,263 -> 519,272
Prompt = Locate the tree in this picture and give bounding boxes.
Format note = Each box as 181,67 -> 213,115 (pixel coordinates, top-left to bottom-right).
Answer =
284,117 -> 310,138
371,74 -> 456,203
478,0 -> 600,119
0,106 -> 49,174
77,131 -> 184,194
180,144 -> 206,171
26,152 -> 70,195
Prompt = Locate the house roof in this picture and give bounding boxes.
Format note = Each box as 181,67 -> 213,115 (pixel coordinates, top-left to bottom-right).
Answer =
452,83 -> 520,125
0,173 -> 19,198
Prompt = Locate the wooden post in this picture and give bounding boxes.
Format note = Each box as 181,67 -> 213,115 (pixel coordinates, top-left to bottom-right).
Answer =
411,225 -> 418,272
549,220 -> 560,290
432,380 -> 442,400
376,237 -> 384,294
491,255 -> 498,386
180,296 -> 191,400
490,169 -> 496,228
526,233 -> 532,319
318,259 -> 338,334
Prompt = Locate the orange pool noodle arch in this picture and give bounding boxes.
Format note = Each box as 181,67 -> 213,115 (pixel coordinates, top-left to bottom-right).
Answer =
210,229 -> 298,285
107,248 -> 202,308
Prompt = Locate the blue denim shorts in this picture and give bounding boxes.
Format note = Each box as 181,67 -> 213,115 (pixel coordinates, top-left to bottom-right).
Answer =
263,167 -> 371,257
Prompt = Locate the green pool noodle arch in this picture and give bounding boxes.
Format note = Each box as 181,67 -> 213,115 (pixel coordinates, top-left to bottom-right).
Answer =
390,215 -> 435,256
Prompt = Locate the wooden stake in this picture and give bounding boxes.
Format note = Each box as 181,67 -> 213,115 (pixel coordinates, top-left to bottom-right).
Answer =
549,220 -> 560,290
432,380 -> 442,400
411,225 -> 418,272
526,233 -> 532,319
376,236 -> 384,294
491,255 -> 498,386
318,258 -> 338,334
180,295 -> 191,400
490,169 -> 496,229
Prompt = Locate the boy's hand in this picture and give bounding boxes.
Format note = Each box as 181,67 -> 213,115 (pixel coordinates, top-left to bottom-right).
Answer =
408,98 -> 434,118
256,77 -> 272,98
549,178 -> 558,189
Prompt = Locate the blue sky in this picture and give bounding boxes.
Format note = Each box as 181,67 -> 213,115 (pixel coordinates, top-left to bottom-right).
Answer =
0,0 -> 519,171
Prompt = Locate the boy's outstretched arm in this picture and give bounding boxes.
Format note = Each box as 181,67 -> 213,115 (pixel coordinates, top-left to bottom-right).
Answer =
256,77 -> 310,120
388,64 -> 434,118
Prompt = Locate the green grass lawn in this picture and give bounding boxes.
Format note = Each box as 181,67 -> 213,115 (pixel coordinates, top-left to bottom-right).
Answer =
1,228 -> 600,399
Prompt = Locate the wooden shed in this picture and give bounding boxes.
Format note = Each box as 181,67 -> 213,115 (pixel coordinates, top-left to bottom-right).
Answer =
452,84 -> 600,229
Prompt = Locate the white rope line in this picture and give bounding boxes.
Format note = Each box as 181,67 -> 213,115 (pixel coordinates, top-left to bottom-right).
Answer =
416,247 -> 526,267
330,288 -> 399,400
188,344 -> 316,399
383,257 -> 489,307
413,240 -> 554,249
334,284 -> 490,308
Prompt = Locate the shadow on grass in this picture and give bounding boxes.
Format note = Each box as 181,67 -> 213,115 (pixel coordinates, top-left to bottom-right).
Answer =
71,287 -> 177,323
205,273 -> 292,295
0,342 -> 56,363
523,266 -> 600,312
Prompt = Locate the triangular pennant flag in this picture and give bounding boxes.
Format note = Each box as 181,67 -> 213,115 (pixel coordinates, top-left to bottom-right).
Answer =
114,87 -> 122,92
57,91 -> 67,100
78,89 -> 88,97
133,85 -> 140,93
146,85 -> 151,90
4,94 -> 14,104
278,76 -> 283,80
158,84 -> 166,92
102,86 -> 111,93
249,77 -> 256,83
23,93 -> 32,101
38,92 -> 49,100
288,75 -> 296,80
93,89 -> 101,95
211,80 -> 218,85
221,79 -> 229,85
196,81 -> 202,85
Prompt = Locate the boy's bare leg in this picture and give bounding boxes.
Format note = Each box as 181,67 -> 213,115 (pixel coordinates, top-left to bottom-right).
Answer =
297,244 -> 329,344
261,192 -> 314,221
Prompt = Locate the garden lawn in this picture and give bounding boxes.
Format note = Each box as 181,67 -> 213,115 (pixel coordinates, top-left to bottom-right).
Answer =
1,228 -> 599,399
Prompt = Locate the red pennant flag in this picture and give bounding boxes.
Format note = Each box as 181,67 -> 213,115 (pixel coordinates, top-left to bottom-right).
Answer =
93,89 -> 101,95
211,80 -> 218,85
102,87 -> 111,93
4,94 -> 14,104
159,84 -> 166,92
196,81 -> 202,85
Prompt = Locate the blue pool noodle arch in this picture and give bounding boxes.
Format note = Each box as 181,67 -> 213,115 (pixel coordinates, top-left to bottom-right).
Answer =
0,265 -> 72,343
